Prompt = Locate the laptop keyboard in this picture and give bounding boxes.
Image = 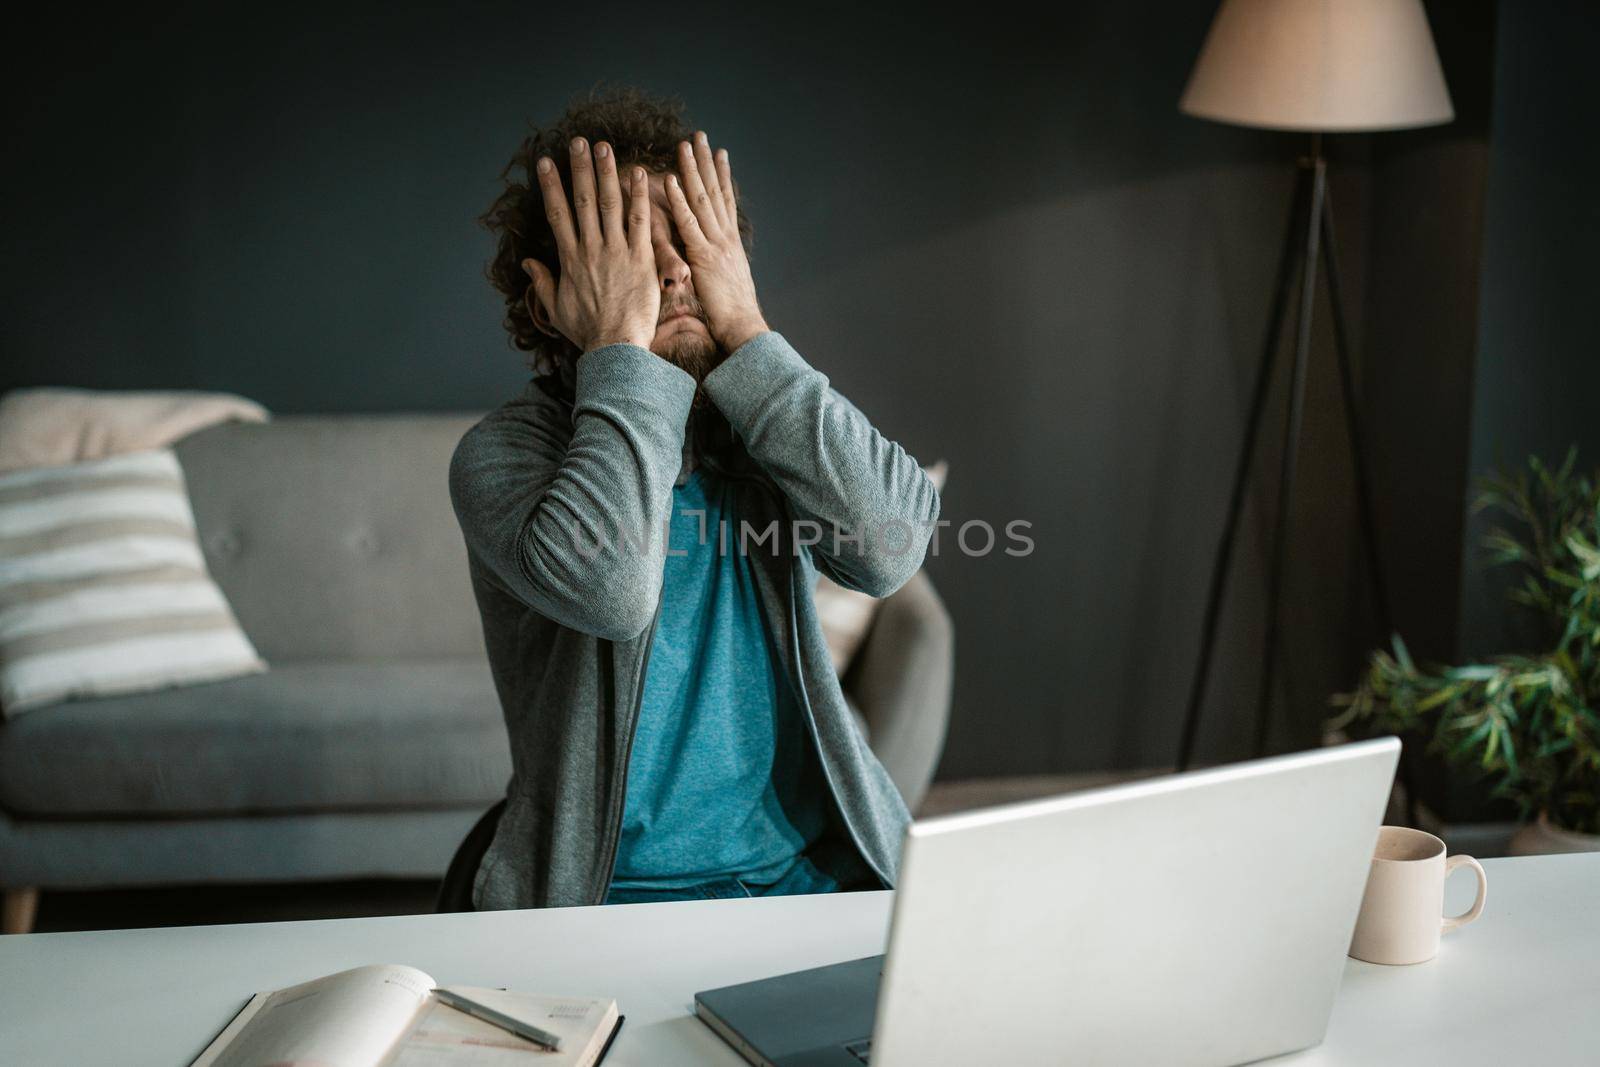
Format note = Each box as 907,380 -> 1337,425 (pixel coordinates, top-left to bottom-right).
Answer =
845,1038 -> 872,1064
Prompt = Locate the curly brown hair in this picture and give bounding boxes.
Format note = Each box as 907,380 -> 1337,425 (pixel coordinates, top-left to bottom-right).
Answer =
480,84 -> 754,381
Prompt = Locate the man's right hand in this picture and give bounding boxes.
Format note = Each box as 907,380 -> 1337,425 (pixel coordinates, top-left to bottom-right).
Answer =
523,137 -> 660,354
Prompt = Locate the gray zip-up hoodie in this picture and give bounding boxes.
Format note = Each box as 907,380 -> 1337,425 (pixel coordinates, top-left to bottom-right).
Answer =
448,330 -> 939,910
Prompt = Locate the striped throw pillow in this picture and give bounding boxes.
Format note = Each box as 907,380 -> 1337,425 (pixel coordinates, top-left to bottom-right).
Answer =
0,449 -> 266,715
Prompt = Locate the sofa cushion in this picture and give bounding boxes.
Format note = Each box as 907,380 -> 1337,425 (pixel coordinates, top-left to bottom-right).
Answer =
0,659 -> 511,818
173,416 -> 488,663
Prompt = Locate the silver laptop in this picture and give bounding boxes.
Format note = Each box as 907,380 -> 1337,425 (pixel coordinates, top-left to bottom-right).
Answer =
695,737 -> 1399,1067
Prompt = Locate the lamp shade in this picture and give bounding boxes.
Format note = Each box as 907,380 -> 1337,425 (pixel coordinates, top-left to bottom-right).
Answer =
1180,0 -> 1454,132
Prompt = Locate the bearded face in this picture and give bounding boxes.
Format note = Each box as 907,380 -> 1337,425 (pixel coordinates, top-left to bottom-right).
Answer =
651,292 -> 722,384
628,169 -> 727,385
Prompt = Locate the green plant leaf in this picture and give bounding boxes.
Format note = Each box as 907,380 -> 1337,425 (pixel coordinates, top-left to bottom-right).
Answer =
1391,633 -> 1415,674
1331,447 -> 1600,827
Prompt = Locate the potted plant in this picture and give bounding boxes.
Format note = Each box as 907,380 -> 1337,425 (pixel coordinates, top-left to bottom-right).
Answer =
1331,450 -> 1600,851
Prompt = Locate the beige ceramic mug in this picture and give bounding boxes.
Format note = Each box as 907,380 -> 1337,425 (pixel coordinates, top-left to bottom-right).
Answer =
1348,826 -> 1487,965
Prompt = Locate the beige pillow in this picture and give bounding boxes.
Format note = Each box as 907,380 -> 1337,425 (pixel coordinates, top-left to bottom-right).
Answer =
0,387 -> 268,474
815,461 -> 947,674
0,449 -> 266,715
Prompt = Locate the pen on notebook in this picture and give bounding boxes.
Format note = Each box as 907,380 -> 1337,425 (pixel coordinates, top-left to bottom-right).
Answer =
433,987 -> 564,1052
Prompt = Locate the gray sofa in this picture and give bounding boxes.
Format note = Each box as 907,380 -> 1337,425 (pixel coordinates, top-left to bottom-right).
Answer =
0,414 -> 953,932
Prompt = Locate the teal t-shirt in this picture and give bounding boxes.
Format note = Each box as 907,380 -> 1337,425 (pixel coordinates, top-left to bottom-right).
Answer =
609,466 -> 831,889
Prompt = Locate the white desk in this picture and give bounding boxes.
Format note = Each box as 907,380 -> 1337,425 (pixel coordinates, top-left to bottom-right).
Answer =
1,854 -> 1594,1066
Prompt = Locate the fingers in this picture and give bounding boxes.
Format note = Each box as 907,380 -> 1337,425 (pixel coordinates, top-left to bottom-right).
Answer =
677,137 -> 722,237
714,147 -> 737,221
688,131 -> 730,231
664,170 -> 707,249
568,136 -> 601,247
535,155 -> 578,264
626,166 -> 652,255
594,141 -> 625,243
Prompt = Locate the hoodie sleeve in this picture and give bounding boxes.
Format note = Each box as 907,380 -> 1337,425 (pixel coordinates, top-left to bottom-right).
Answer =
448,343 -> 697,640
700,330 -> 940,597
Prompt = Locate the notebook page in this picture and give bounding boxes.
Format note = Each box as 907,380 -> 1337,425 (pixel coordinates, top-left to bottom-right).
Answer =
386,988 -> 618,1067
196,963 -> 436,1067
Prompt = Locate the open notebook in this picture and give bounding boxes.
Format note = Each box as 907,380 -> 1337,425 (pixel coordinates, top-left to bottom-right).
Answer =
189,964 -> 622,1067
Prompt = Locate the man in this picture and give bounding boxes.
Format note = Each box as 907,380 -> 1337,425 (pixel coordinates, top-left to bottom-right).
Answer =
450,87 -> 938,910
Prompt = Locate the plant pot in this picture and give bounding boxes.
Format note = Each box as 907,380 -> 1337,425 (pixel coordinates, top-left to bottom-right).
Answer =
1507,811 -> 1600,856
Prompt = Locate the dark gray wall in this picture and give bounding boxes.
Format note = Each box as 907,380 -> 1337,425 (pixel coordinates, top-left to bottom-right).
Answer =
2,3 -> 1492,777
1362,0 -> 1497,667
1460,0 -> 1600,659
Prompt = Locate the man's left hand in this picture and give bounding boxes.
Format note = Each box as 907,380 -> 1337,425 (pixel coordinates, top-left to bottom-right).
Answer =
663,131 -> 770,353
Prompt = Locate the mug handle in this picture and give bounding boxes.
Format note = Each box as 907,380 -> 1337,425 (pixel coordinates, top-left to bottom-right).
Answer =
1441,854 -> 1488,933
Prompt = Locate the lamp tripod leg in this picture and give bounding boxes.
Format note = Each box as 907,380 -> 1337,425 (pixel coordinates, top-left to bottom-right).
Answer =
1319,181 -> 1416,824
1252,158 -> 1326,759
1318,189 -> 1394,635
1176,164 -> 1313,771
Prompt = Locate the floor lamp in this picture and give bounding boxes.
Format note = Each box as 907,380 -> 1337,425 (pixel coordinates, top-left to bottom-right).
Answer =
1173,0 -> 1454,770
